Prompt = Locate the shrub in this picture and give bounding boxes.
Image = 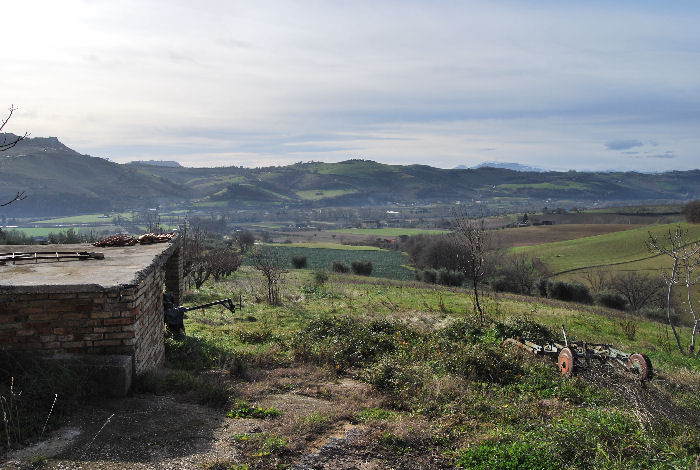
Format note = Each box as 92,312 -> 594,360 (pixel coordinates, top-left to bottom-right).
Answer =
332,260 -> 349,273
638,305 -> 681,323
595,290 -> 628,310
493,316 -> 555,345
682,199 -> 700,223
492,254 -> 549,295
536,278 -> 548,297
436,268 -> 465,286
546,280 -> 593,304
290,255 -> 307,269
351,260 -> 373,276
312,269 -> 329,286
490,275 -> 516,293
416,268 -> 437,284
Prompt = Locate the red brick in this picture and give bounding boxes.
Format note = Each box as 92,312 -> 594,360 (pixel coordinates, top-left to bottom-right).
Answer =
93,339 -> 121,347
90,312 -> 114,319
105,332 -> 134,340
93,326 -> 122,333
104,318 -> 133,326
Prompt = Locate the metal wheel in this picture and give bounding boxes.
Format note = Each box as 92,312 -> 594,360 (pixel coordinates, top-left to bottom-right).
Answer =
558,347 -> 575,377
628,353 -> 653,382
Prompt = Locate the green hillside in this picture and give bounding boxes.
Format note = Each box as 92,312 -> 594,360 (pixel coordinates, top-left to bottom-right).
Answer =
513,222 -> 700,274
3,135 -> 700,216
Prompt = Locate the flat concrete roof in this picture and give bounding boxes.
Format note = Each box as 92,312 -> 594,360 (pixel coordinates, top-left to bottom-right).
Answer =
0,241 -> 178,293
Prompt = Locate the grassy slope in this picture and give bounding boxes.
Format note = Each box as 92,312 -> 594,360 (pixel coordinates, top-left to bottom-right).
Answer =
492,223 -> 645,248
176,269 -> 699,468
512,222 -> 700,274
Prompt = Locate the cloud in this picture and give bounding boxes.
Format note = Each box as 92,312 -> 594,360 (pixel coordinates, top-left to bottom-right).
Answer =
649,151 -> 676,159
3,1 -> 700,172
605,140 -> 644,151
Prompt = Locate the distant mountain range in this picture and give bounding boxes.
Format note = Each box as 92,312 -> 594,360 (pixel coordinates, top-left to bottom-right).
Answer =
455,162 -> 546,172
1,134 -> 699,216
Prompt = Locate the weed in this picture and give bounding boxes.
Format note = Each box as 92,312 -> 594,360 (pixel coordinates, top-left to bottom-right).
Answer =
298,412 -> 330,424
456,439 -> 556,469
235,329 -> 273,344
227,401 -> 281,419
380,432 -> 413,455
204,460 -> 248,470
354,407 -> 398,422
619,316 -> 637,341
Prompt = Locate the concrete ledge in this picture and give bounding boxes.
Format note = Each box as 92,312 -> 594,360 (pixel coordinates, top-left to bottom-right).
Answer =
43,354 -> 133,397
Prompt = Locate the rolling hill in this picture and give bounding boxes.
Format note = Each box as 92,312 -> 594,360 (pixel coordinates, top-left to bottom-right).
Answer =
2,134 -> 700,216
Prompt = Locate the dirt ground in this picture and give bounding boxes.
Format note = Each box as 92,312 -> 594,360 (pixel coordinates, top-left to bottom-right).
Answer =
1,365 -> 446,470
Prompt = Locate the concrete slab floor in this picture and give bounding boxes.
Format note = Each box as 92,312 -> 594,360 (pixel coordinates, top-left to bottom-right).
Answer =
0,242 -> 177,291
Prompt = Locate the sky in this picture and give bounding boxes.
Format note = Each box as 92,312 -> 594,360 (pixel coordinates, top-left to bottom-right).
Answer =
3,0 -> 700,171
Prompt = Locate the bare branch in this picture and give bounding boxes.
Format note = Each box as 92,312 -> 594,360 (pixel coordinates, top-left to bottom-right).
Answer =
0,105 -> 29,151
0,191 -> 26,207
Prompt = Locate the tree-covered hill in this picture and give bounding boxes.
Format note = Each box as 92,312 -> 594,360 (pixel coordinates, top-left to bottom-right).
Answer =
2,135 -> 700,216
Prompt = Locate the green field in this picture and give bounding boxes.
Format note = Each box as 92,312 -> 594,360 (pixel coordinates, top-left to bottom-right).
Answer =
513,222 -> 700,274
583,204 -> 683,215
2,227 -> 73,237
33,213 -> 129,224
247,245 -> 413,280
295,189 -> 358,200
497,181 -> 589,191
331,227 -> 451,237
271,242 -> 381,250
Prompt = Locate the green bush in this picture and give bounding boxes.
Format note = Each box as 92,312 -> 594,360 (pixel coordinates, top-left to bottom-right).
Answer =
351,260 -> 373,276
595,290 -> 628,310
291,255 -> 307,269
536,278 -> 548,297
332,260 -> 349,273
292,316 -> 411,371
313,269 -> 329,285
416,268 -> 438,284
546,280 -> 593,304
493,316 -> 555,345
436,268 -> 465,286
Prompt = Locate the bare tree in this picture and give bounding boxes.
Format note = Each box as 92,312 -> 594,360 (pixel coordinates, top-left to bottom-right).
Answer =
252,246 -> 287,305
232,230 -> 256,253
495,253 -> 549,296
583,268 -> 612,294
647,226 -> 700,355
181,223 -> 207,284
209,247 -> 242,281
609,272 -> 665,312
453,216 -> 491,322
1,105 -> 29,206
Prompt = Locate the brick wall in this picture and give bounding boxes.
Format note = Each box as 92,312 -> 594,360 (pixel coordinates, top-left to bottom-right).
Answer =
0,238 -> 182,375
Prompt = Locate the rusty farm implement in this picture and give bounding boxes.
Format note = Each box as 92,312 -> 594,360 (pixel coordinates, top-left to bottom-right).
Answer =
504,325 -> 653,382
163,293 -> 243,335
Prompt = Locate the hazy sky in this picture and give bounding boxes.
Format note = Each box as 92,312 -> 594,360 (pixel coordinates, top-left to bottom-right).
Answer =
4,1 -> 700,170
